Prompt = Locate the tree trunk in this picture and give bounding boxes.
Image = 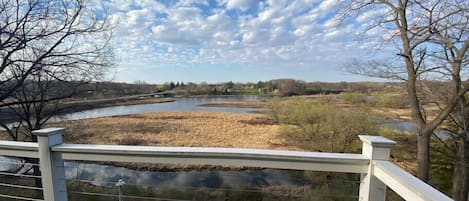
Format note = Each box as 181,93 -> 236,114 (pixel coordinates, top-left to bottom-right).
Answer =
416,131 -> 431,181
24,158 -> 42,188
33,162 -> 42,188
452,138 -> 468,201
26,134 -> 42,188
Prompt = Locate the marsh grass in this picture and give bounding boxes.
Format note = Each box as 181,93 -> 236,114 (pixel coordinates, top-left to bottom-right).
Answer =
51,111 -> 296,150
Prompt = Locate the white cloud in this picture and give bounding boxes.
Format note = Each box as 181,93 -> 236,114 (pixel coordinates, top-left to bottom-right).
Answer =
176,0 -> 210,6
151,7 -> 237,48
316,0 -> 339,11
100,0 -> 382,82
356,8 -> 387,23
224,0 -> 257,11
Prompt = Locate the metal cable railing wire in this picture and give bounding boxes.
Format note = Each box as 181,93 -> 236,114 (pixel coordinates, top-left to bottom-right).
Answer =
0,156 -> 43,201
0,160 -> 40,167
0,182 -> 43,191
66,163 -> 360,200
0,157 -> 360,200
0,171 -> 42,178
69,191 -> 191,201
69,188 -> 359,201
68,178 -> 360,200
72,178 -> 309,193
0,194 -> 44,201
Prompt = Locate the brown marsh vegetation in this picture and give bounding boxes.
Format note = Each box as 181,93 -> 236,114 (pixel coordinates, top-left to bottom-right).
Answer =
56,111 -> 299,151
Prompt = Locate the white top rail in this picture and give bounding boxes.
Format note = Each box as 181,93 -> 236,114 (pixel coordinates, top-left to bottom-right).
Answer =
53,144 -> 370,173
0,141 -> 38,158
373,160 -> 452,201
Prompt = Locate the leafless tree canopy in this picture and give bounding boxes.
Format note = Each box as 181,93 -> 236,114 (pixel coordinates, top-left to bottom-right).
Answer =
341,0 -> 469,81
0,0 -> 114,107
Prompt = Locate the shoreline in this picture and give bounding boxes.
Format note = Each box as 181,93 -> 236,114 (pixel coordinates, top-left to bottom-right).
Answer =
197,101 -> 267,108
0,97 -> 175,123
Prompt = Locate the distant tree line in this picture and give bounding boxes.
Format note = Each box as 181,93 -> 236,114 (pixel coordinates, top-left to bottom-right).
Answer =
155,79 -> 404,97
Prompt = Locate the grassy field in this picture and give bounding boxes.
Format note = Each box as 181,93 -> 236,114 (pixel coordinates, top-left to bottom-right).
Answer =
53,111 -> 299,151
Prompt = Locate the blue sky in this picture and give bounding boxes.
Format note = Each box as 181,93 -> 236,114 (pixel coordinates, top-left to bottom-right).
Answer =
95,0 -> 390,83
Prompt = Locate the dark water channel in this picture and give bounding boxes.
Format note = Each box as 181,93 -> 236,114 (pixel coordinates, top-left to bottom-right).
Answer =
64,162 -> 313,188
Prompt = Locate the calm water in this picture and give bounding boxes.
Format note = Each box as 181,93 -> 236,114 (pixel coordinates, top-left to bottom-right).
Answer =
64,162 -> 313,188
54,96 -> 267,121
382,119 -> 452,138
0,158 -> 360,200
0,157 -> 316,191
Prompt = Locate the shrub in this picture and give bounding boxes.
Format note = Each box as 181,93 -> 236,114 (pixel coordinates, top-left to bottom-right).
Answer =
375,93 -> 409,108
317,94 -> 336,105
267,97 -> 377,152
340,91 -> 368,104
265,97 -> 284,123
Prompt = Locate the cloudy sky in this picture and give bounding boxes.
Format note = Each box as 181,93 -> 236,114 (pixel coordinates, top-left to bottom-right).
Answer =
96,0 -> 388,83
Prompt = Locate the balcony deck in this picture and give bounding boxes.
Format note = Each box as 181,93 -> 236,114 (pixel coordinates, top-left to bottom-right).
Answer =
0,128 -> 453,201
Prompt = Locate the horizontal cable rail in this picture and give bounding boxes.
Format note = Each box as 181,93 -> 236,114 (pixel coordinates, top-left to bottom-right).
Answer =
69,190 -> 358,201
72,176 -> 360,189
0,155 -> 44,201
0,160 -> 41,167
373,161 -> 452,201
69,191 -> 192,201
0,171 -> 42,178
0,182 -> 43,190
0,194 -> 43,201
73,179 -> 279,192
54,144 -> 369,173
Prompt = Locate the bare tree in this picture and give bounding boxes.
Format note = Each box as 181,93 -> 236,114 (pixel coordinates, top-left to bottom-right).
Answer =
0,0 -> 113,107
0,0 -> 113,188
445,96 -> 469,201
340,0 -> 469,182
0,72 -> 89,142
272,79 -> 305,96
419,81 -> 469,200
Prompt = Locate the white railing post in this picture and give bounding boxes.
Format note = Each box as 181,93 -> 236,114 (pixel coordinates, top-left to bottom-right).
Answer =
358,135 -> 396,201
33,128 -> 68,201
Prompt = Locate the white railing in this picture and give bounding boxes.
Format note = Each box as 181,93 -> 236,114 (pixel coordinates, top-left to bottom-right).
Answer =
0,128 -> 453,201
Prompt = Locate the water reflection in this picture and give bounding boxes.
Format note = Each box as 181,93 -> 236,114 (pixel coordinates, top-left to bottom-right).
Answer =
382,119 -> 452,138
64,162 -> 312,188
382,120 -> 417,132
55,96 -> 267,121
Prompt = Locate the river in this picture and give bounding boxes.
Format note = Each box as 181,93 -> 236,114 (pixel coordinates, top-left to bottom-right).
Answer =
53,96 -> 266,121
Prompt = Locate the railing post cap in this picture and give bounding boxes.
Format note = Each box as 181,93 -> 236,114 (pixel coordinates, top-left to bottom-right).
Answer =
32,128 -> 64,137
359,135 -> 396,148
